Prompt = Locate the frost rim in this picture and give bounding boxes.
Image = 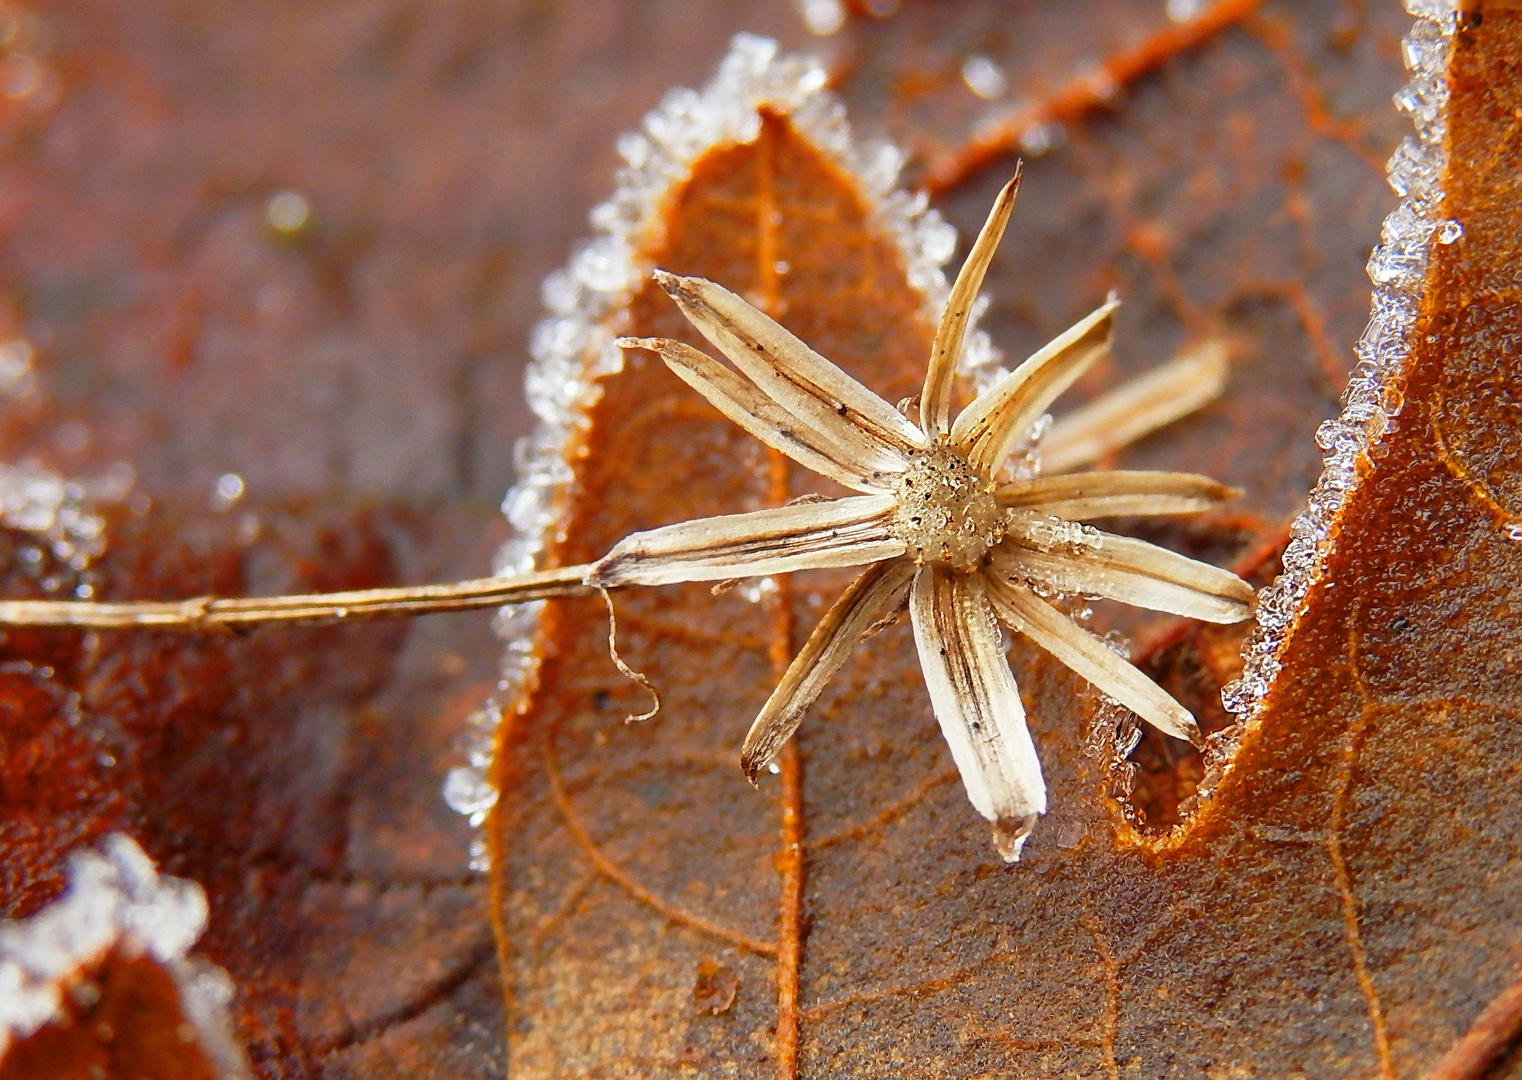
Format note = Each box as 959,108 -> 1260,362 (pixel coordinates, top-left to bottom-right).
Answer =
447,33 -> 1001,866
1209,1 -> 1459,788
0,834 -> 249,1075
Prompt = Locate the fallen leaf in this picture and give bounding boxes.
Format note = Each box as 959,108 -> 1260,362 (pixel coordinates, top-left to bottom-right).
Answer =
0,4 -> 813,1077
492,6 -> 1522,1077
0,836 -> 246,1080
2,1 -> 1517,1077
2,951 -> 222,1080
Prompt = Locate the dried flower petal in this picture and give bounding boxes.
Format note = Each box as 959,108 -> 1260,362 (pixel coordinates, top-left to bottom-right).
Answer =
910,566 -> 1045,860
951,300 -> 1118,474
999,525 -> 1254,623
996,470 -> 1238,519
1041,338 -> 1229,474
590,494 -> 901,587
619,336 -> 889,492
921,170 -> 1021,437
740,560 -> 915,780
654,271 -> 926,464
985,577 -> 1200,744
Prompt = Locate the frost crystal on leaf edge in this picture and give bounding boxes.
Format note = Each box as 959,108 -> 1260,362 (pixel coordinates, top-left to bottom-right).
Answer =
0,834 -> 249,1075
1211,2 -> 1457,790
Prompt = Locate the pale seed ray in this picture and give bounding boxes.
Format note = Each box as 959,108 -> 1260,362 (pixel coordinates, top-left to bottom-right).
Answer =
619,336 -> 894,493
996,469 -> 1239,519
654,271 -> 926,463
1025,492 -> 1227,520
951,300 -> 1118,475
921,168 -> 1022,438
740,560 -> 916,780
995,526 -> 1253,624
910,566 -> 1046,861
1041,338 -> 1229,474
589,494 -> 902,588
985,577 -> 1200,744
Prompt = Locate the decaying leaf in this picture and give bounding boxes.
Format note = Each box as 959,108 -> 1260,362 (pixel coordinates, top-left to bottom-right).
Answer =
0,4 -> 811,1077
1,0 -> 1517,1077
491,7 -> 1522,1077
0,498 -> 510,1076
0,835 -> 248,1080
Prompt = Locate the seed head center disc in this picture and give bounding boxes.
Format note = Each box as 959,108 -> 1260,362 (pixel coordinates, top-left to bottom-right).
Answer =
890,445 -> 1004,570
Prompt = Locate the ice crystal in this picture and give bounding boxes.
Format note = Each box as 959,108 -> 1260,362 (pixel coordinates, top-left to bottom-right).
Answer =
0,459 -> 132,599
1215,4 -> 1456,768
0,835 -> 248,1075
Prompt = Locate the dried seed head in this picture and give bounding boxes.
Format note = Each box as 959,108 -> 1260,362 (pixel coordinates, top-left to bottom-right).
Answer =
890,444 -> 1004,571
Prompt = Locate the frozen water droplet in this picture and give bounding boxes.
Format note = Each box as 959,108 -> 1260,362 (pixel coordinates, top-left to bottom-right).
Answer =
1393,73 -> 1449,143
1018,121 -> 1066,156
210,473 -> 244,510
442,767 -> 499,816
1507,523 -> 1522,541
264,190 -> 311,235
1386,136 -> 1439,202
468,835 -> 491,873
0,337 -> 34,396
961,54 -> 1007,100
1054,821 -> 1088,850
1402,0 -> 1458,20
1402,17 -> 1450,73
1436,218 -> 1463,244
739,576 -> 779,604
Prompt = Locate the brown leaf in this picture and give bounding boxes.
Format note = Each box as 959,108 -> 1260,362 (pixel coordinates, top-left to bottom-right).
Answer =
492,8 -> 1522,1079
0,500 -> 509,1075
1,1 -> 1516,1077
0,3 -> 812,1077
0,837 -> 246,1080
1,951 -> 222,1080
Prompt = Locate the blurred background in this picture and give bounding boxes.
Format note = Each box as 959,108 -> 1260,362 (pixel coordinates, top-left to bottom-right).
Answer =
0,0 -> 1407,519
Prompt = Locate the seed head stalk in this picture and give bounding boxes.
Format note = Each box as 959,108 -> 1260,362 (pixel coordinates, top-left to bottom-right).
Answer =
0,564 -> 597,630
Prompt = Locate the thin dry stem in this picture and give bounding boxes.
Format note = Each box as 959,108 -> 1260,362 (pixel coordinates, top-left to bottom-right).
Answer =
0,564 -> 596,630
600,587 -> 660,723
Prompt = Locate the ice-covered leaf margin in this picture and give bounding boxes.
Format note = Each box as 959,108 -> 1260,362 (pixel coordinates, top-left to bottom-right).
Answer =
444,34 -> 1001,867
1213,0 -> 1459,772
0,834 -> 249,1075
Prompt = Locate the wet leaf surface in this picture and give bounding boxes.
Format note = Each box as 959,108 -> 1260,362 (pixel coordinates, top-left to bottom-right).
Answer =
0,499 -> 513,1077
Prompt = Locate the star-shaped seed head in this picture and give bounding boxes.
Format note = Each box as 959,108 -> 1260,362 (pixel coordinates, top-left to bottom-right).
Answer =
592,171 -> 1254,861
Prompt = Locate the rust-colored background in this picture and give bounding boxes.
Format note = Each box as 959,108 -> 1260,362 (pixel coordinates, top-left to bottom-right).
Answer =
3,1 -> 1519,1077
